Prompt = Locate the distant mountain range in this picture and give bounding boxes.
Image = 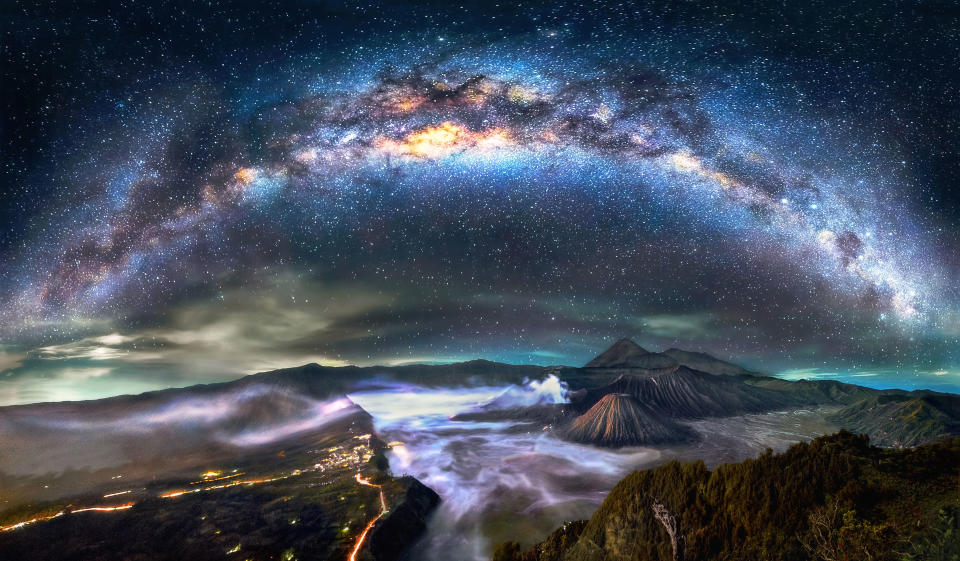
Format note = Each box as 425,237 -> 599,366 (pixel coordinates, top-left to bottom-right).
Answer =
1,339 -> 959,560
366,338 -> 956,449
551,339 -> 960,448
827,393 -> 960,447
583,339 -> 754,376
4,339 -> 957,454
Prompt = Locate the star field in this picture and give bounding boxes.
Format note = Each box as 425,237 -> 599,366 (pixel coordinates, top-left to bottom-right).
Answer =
1,0 -> 959,403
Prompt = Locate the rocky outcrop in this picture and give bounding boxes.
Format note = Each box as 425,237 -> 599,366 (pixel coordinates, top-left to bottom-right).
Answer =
370,477 -> 441,561
452,403 -> 570,424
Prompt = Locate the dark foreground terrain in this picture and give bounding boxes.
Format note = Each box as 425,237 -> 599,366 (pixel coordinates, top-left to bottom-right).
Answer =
0,400 -> 438,561
493,431 -> 960,561
2,339 -> 960,560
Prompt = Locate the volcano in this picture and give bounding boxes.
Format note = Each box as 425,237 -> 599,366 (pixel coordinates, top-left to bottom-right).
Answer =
587,367 -> 773,419
583,338 -> 652,368
565,393 -> 693,446
583,338 -> 760,375
661,348 -> 756,376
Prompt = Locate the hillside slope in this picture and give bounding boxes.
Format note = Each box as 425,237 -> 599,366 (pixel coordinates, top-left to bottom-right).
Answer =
661,348 -> 755,376
582,339 -> 759,376
579,367 -> 776,419
829,394 -> 960,447
494,431 -> 960,561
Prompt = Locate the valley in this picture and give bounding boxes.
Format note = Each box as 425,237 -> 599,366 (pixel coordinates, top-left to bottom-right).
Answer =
1,339 -> 958,560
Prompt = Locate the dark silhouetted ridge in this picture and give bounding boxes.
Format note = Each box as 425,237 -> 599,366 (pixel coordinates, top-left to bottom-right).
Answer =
661,348 -> 755,376
583,340 -> 760,375
586,366 -> 772,419
828,393 -> 960,447
585,339 -> 661,368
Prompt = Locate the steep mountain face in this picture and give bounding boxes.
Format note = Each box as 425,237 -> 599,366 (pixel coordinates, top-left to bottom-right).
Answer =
493,432 -> 960,561
582,339 -> 763,377
564,365 -> 960,448
370,477 -> 442,561
661,348 -> 755,376
452,403 -> 570,425
828,393 -> 960,447
743,376 -> 895,406
622,353 -> 681,369
563,340 -> 960,449
581,367 -> 774,419
565,394 -> 694,447
584,338 -> 656,368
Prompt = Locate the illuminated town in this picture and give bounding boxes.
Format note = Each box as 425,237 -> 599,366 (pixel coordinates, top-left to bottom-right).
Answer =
0,432 -> 394,560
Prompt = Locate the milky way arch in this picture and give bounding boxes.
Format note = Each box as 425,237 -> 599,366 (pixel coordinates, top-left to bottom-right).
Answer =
2,60 -> 949,345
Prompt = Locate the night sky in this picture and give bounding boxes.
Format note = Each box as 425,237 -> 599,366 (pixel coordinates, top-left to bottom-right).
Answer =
2,0 -> 960,404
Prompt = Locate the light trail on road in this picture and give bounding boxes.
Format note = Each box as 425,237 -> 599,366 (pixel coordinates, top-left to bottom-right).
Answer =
1,502 -> 134,532
69,503 -> 134,514
348,472 -> 389,561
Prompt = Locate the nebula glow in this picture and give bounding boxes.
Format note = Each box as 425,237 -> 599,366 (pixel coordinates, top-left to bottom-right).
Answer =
3,68 -> 943,325
2,1 -> 959,401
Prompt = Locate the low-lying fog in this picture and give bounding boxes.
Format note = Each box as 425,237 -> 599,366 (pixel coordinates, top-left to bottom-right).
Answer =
0,373 -> 839,559
0,385 -> 359,477
349,376 -> 839,561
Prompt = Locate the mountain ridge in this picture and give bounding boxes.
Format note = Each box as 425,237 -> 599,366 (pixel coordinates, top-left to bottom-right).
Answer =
583,339 -> 758,376
828,393 -> 960,447
583,338 -> 652,368
3,340 -> 959,450
493,431 -> 960,561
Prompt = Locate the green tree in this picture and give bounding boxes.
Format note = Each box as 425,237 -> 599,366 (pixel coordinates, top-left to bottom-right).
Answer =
901,506 -> 960,561
800,500 -> 897,561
